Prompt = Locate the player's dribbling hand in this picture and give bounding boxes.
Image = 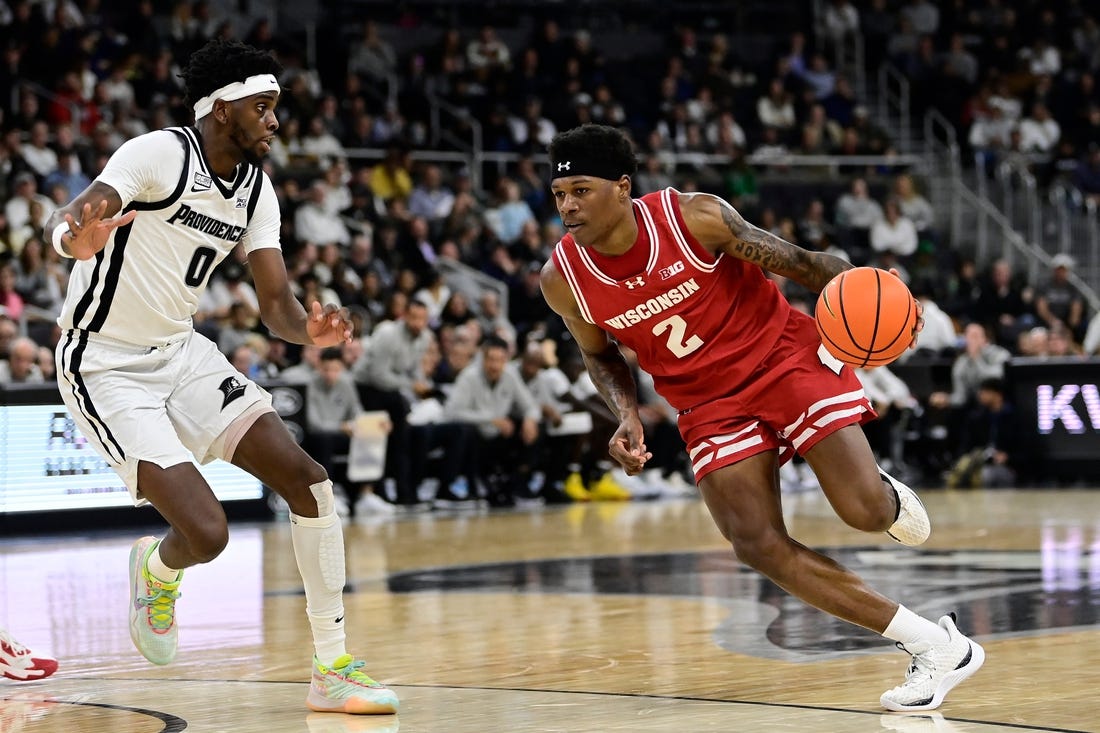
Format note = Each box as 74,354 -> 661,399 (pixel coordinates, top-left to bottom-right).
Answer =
307,301 -> 353,346
63,202 -> 137,260
888,267 -> 925,349
609,416 -> 652,476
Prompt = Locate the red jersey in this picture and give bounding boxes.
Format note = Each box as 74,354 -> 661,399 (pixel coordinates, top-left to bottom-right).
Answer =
553,188 -> 794,412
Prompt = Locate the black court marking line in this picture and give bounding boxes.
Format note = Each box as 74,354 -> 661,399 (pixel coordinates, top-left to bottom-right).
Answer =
50,678 -> 1087,733
0,696 -> 187,732
384,684 -> 1091,733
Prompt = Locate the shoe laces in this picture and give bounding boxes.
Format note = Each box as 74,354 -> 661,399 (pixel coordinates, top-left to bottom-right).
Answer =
330,655 -> 383,687
896,642 -> 936,681
139,576 -> 181,631
0,628 -> 29,658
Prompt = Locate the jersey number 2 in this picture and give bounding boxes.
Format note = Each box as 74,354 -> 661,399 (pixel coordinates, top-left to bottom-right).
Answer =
652,314 -> 703,358
185,246 -> 217,287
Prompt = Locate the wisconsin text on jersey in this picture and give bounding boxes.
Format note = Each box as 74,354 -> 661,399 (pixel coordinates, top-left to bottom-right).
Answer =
603,277 -> 701,329
166,204 -> 246,242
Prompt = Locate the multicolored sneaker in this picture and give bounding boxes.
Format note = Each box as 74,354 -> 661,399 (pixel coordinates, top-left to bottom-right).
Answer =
307,655 -> 399,715
128,536 -> 182,666
0,627 -> 57,681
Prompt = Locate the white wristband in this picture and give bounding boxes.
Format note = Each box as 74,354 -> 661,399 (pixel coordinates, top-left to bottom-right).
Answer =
51,221 -> 74,259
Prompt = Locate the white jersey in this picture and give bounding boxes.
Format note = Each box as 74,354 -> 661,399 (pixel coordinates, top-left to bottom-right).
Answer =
58,126 -> 281,347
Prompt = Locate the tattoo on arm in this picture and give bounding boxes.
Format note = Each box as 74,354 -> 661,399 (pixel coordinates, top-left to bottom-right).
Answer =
582,346 -> 639,420
719,203 -> 849,292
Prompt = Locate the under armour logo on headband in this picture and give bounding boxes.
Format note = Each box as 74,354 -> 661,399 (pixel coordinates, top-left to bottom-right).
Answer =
557,161 -> 571,172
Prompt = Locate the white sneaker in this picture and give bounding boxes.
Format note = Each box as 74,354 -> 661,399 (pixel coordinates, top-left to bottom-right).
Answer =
880,614 -> 985,712
354,491 -> 396,517
882,468 -> 930,546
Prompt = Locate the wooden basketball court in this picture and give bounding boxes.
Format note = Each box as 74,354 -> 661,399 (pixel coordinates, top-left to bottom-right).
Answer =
2,488 -> 1098,732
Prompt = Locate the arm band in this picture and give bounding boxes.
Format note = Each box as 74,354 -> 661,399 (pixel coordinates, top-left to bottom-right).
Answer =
51,221 -> 74,259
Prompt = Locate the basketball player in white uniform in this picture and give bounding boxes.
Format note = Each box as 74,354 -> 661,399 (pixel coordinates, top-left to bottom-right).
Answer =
43,39 -> 397,716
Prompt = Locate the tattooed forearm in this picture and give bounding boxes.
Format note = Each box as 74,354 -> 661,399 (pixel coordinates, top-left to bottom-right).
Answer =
581,346 -> 639,420
719,202 -> 851,292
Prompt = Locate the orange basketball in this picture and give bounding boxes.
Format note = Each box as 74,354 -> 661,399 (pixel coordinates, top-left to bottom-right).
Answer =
815,267 -> 917,368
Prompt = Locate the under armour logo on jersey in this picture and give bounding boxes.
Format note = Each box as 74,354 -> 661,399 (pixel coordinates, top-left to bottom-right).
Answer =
191,172 -> 212,192
557,161 -> 571,172
623,276 -> 646,289
218,376 -> 247,410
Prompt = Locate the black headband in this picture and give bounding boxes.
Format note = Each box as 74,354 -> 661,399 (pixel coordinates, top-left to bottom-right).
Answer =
549,156 -> 629,182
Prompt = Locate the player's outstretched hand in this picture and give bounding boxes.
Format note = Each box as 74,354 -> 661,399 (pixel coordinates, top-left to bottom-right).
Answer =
609,415 -> 652,476
888,267 -> 925,348
63,202 -> 137,260
307,301 -> 353,346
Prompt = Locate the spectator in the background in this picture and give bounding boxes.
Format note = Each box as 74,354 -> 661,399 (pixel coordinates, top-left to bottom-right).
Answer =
973,258 -> 1034,349
1072,143 -> 1100,204
757,78 -> 796,135
413,267 -> 450,328
0,260 -> 24,319
0,335 -> 42,383
633,155 -> 675,196
407,164 -> 455,234
348,20 -> 397,82
354,298 -> 434,506
295,181 -> 351,248
1016,102 -> 1061,156
13,236 -> 64,313
368,143 -> 413,204
477,290 -> 517,346
4,172 -> 52,234
484,177 -> 536,246
870,198 -> 918,276
305,348 -> 386,517
444,334 -> 541,507
21,120 -> 57,179
900,0 -> 939,37
467,24 -> 511,74
929,323 -> 1011,412
945,378 -> 1021,489
834,177 -> 883,256
42,146 -> 90,201
1034,254 -> 1086,341
892,174 -> 935,239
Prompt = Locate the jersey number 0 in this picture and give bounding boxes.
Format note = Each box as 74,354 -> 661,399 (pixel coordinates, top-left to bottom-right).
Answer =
185,246 -> 218,287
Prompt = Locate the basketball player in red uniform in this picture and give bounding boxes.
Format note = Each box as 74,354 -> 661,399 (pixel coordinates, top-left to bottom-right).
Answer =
540,124 -> 984,712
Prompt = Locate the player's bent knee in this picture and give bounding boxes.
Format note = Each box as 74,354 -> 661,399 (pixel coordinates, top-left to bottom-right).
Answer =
186,523 -> 230,563
730,532 -> 790,574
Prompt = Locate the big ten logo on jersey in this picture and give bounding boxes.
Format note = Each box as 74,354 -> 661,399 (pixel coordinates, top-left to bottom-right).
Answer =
658,260 -> 685,280
45,411 -> 112,476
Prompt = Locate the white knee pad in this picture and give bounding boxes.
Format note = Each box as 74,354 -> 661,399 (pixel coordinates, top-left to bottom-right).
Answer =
289,508 -> 346,593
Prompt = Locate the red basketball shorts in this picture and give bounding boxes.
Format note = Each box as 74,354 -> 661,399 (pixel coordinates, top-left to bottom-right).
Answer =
676,313 -> 875,482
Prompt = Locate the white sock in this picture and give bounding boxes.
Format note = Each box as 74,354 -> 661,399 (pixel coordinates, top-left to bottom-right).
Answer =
147,541 -> 181,582
289,510 -> 347,666
883,605 -> 950,649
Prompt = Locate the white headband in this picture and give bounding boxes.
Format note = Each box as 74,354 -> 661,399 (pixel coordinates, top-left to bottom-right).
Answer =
193,74 -> 281,120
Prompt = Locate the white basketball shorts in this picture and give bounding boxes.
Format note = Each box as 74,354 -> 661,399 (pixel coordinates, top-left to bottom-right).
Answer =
55,328 -> 272,503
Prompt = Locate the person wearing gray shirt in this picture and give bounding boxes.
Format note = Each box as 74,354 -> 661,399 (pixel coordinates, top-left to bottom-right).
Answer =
352,299 -> 434,505
445,335 -> 541,506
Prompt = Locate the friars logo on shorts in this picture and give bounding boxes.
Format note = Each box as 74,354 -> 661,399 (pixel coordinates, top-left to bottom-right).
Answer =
218,376 -> 247,410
